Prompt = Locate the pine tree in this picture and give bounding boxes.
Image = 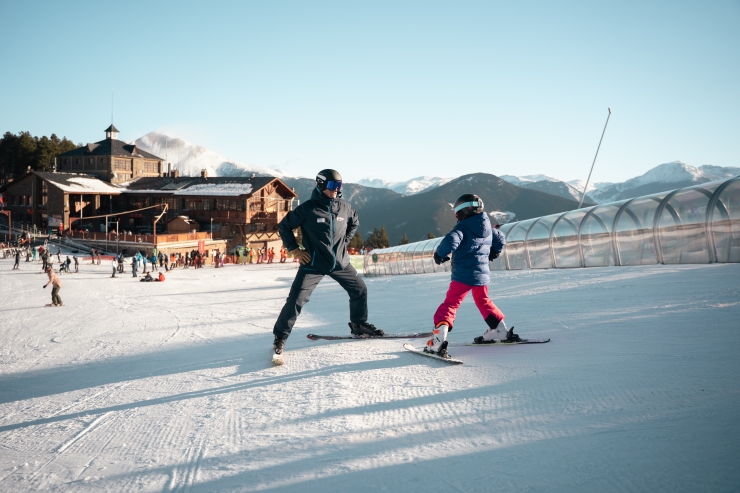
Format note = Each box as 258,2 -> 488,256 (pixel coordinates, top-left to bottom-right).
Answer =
399,233 -> 409,245
378,226 -> 390,248
366,227 -> 380,248
349,231 -> 364,249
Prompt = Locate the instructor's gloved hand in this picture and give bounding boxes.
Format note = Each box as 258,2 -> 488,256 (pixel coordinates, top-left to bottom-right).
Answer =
290,249 -> 311,265
489,250 -> 500,261
433,252 -> 450,265
43,285 -> 47,289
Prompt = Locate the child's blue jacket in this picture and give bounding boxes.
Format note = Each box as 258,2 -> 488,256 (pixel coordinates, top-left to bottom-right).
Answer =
435,212 -> 506,286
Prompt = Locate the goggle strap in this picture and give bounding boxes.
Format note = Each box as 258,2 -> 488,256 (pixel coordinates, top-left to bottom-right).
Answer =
454,200 -> 480,213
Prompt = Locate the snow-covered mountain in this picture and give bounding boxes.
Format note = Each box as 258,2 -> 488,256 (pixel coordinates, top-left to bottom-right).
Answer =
356,176 -> 453,196
500,174 -> 591,203
134,132 -> 288,179
498,174 -> 560,186
588,162 -> 740,203
501,162 -> 739,204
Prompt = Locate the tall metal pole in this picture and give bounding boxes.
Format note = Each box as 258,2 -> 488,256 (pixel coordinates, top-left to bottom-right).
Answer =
579,107 -> 612,209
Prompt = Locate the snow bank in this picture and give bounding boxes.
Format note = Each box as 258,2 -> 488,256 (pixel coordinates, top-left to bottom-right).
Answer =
0,259 -> 738,492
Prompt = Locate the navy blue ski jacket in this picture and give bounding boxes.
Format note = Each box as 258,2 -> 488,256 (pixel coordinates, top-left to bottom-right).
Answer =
277,187 -> 359,274
435,212 -> 506,286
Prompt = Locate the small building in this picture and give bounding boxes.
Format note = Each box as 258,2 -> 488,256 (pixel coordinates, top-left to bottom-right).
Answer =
56,125 -> 165,184
0,171 -> 121,231
167,216 -> 199,234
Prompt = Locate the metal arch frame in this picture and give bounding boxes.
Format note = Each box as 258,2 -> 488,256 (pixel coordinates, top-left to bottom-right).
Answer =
411,241 -> 426,274
577,205 -> 615,267
611,198 -> 637,266
523,217 -> 545,269
502,221 -> 533,270
549,212 -> 585,268
653,183 -> 718,264
706,176 -> 740,263
498,223 -> 516,270
612,196 -> 667,266
524,215 -> 560,269
652,189 -> 685,265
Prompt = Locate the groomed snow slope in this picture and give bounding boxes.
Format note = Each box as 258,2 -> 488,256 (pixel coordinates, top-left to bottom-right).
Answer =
0,259 -> 738,492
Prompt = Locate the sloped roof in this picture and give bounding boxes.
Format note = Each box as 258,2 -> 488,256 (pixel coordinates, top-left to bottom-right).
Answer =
58,138 -> 162,160
33,172 -> 122,194
105,124 -> 119,132
122,176 -> 297,198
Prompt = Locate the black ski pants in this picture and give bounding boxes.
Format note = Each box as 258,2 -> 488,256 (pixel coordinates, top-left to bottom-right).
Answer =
273,263 -> 367,340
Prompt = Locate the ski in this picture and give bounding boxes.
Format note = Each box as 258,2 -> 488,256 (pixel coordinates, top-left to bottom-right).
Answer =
307,332 -> 432,341
402,343 -> 464,365
462,338 -> 550,346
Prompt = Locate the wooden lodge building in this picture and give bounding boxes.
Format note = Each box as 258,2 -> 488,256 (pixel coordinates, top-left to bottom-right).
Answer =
0,126 -> 298,256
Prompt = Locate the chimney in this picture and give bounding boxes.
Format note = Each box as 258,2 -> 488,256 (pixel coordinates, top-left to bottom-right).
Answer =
173,170 -> 180,178
201,169 -> 208,178
251,173 -> 256,178
168,162 -> 172,177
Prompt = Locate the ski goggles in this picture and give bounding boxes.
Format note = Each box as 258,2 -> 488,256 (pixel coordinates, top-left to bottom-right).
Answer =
454,200 -> 482,213
325,180 -> 342,191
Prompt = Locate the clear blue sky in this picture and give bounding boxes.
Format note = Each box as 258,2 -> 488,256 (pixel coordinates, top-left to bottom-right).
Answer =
1,0 -> 738,183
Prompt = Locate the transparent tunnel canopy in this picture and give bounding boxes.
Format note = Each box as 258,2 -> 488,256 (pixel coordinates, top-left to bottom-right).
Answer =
579,201 -> 625,267
657,182 -> 719,264
552,209 -> 590,268
614,193 -> 665,266
505,219 -> 536,270
526,214 -> 560,269
710,178 -> 740,263
362,175 -> 740,276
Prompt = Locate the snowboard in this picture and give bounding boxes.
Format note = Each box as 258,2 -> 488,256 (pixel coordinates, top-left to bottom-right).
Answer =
307,332 -> 432,341
402,343 -> 464,365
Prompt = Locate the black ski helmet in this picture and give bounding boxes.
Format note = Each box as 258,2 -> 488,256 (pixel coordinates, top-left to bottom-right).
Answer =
316,169 -> 342,191
454,194 -> 484,221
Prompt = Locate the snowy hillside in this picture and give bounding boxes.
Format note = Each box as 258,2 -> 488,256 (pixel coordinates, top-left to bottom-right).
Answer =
356,176 -> 453,195
134,132 -> 288,179
503,162 -> 740,204
588,161 -> 740,203
499,174 -> 560,186
1,256 -> 738,492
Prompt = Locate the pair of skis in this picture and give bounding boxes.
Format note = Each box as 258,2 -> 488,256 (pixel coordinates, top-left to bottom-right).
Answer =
270,330 -> 550,365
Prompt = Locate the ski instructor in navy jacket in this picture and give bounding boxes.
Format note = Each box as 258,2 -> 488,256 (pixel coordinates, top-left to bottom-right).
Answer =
271,169 -> 384,358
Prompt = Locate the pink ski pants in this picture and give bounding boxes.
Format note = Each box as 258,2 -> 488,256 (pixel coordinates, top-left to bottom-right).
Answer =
433,281 -> 504,329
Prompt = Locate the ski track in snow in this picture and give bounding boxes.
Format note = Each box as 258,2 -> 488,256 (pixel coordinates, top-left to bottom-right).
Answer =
0,257 -> 738,492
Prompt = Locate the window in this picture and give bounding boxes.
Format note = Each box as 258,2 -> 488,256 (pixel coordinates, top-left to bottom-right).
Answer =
40,181 -> 48,207
164,198 -> 178,211
215,199 -> 245,211
128,197 -> 145,209
143,161 -> 159,174
113,158 -> 132,171
184,199 -> 211,211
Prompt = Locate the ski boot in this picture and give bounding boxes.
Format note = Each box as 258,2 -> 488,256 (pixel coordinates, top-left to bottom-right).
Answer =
474,319 -> 520,344
272,336 -> 286,365
424,323 -> 451,359
273,336 -> 286,355
348,322 -> 384,337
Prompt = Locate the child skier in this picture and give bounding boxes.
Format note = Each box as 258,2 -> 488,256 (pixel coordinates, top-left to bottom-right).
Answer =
425,194 -> 515,359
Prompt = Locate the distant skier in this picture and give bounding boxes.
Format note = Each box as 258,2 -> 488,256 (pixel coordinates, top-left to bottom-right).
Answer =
111,257 -> 117,278
424,194 -> 513,359
73,256 -> 79,273
271,169 -> 383,361
43,266 -> 63,306
13,250 -> 20,270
